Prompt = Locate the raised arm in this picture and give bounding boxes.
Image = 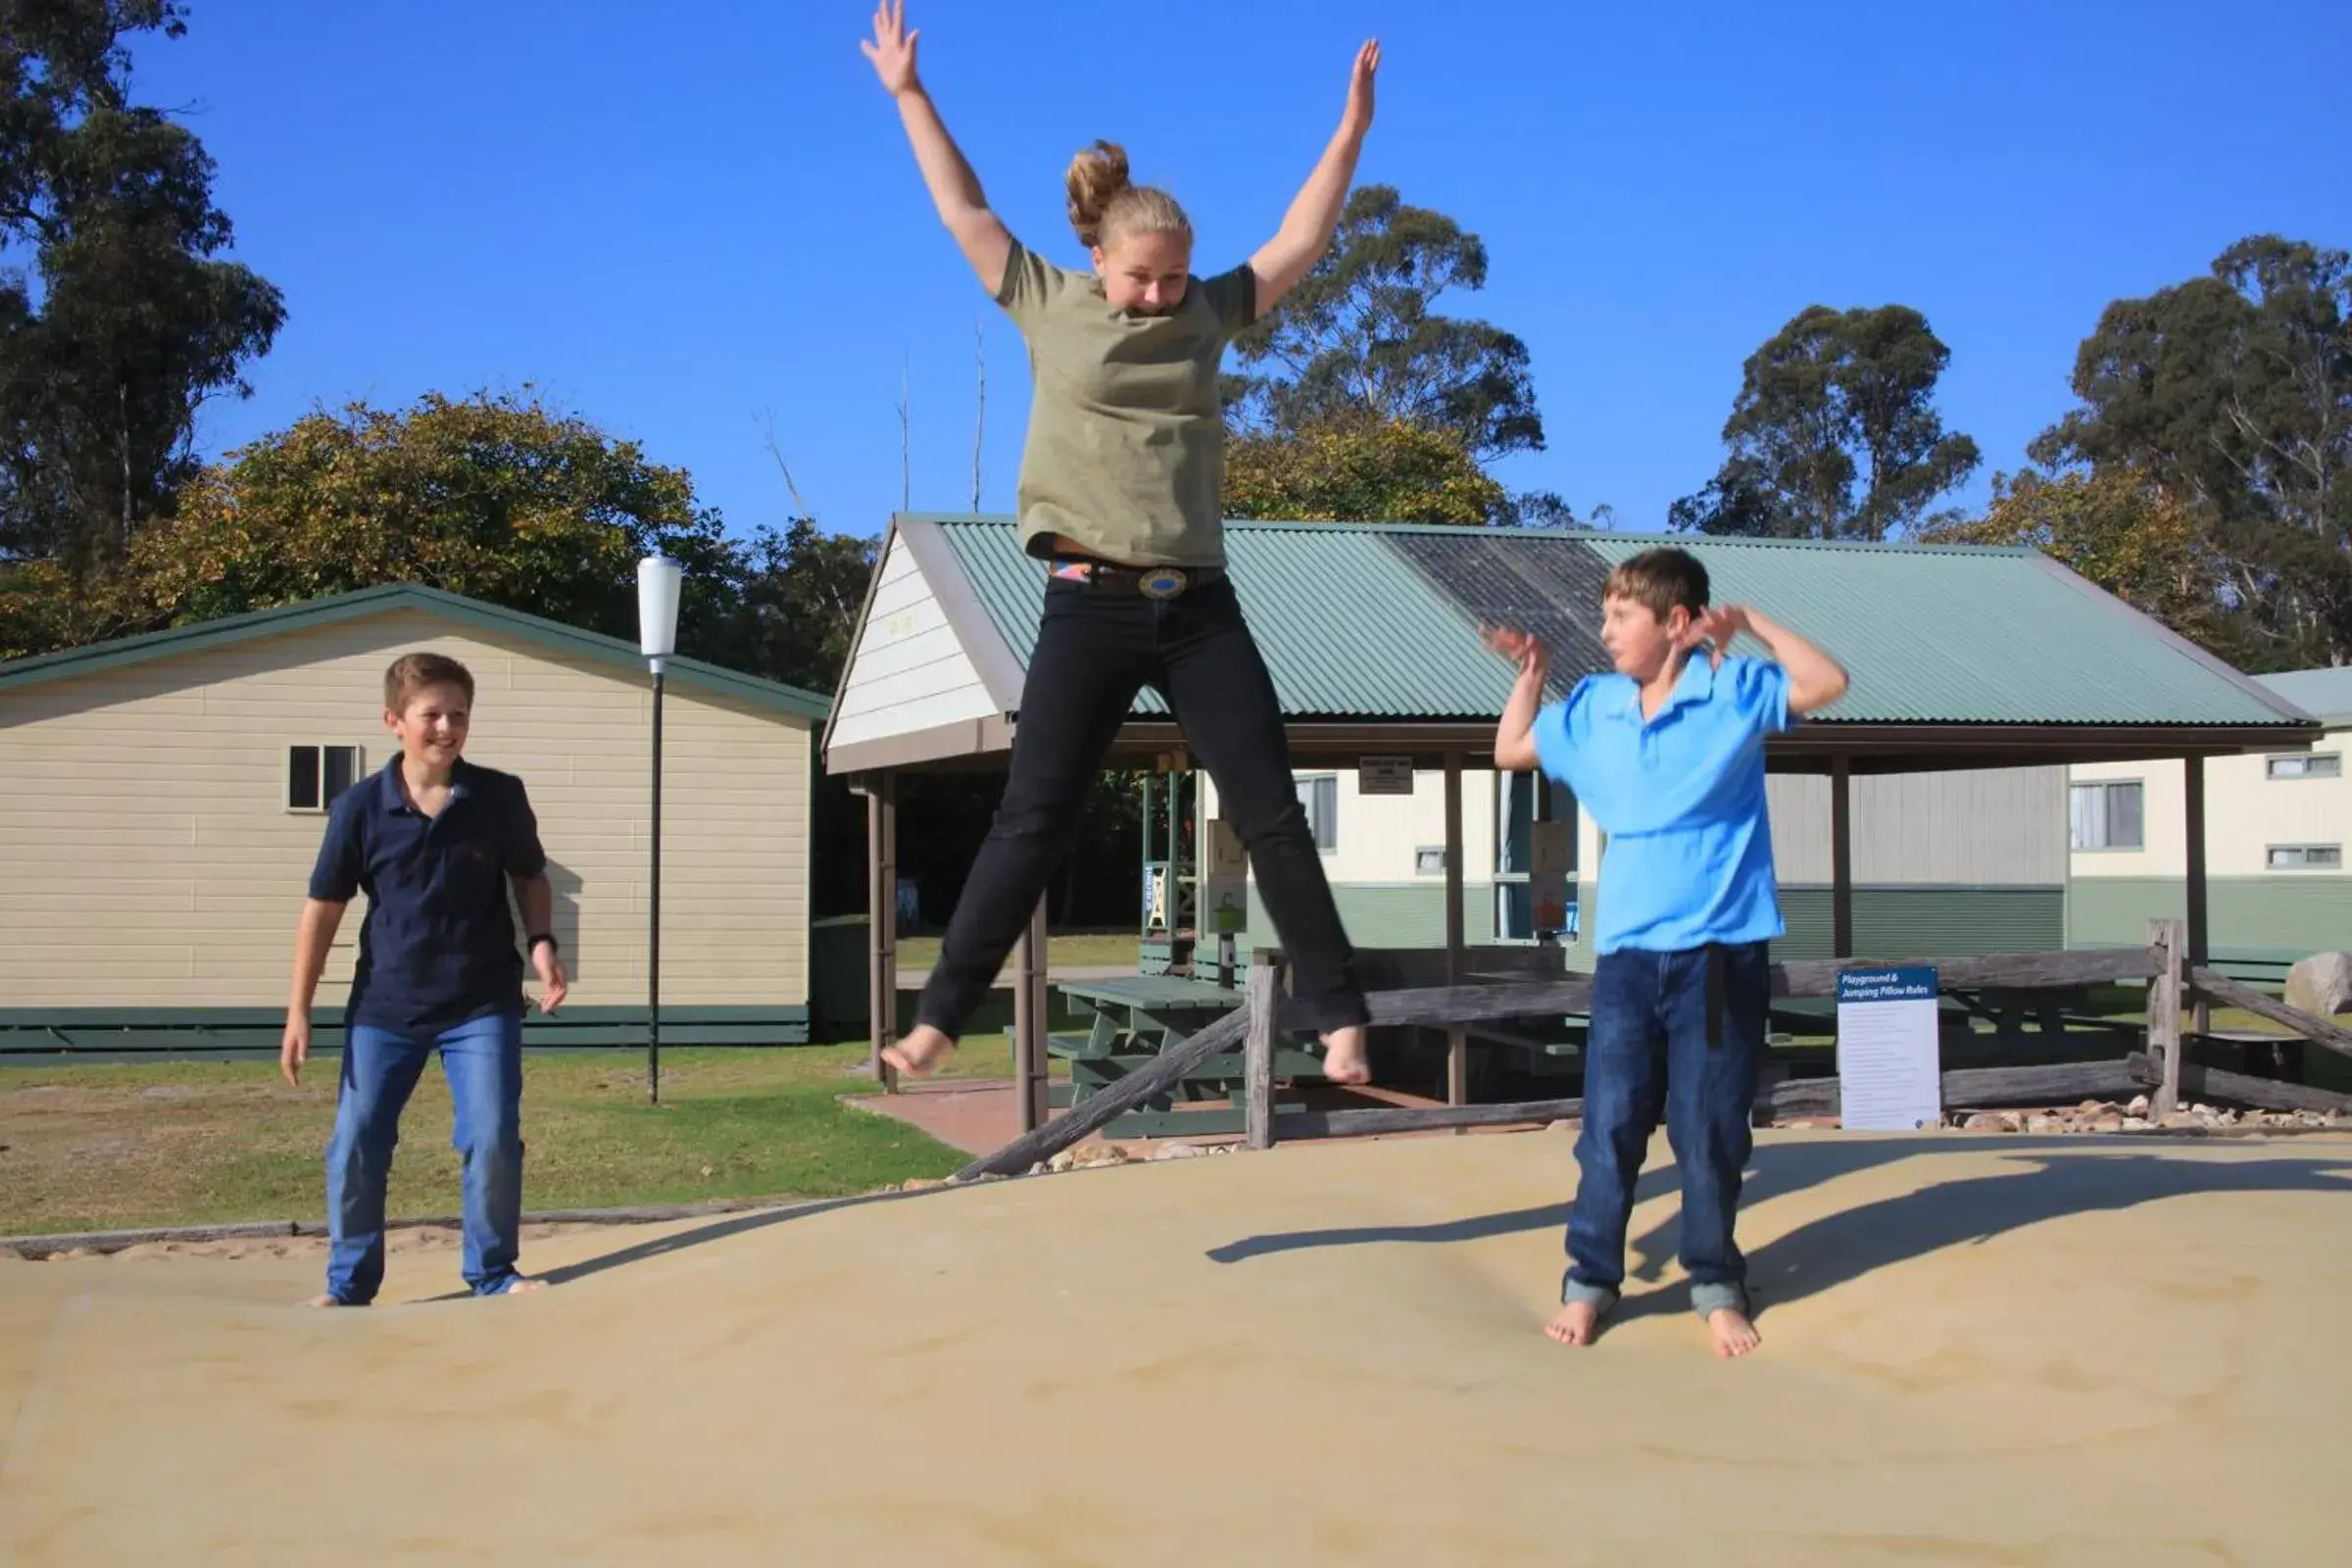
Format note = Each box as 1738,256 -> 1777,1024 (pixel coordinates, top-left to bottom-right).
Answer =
1247,39 -> 1380,317
862,2 -> 1012,296
1484,624 -> 1548,772
1677,605 -> 1850,715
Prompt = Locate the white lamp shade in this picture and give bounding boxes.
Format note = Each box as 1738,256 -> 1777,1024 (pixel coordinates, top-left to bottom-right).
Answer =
637,555 -> 683,660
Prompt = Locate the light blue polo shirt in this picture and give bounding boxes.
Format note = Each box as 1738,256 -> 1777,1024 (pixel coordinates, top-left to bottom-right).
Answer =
1532,654 -> 1793,956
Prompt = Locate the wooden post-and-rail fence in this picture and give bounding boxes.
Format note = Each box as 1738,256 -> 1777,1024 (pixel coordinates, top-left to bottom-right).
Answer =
951,921 -> 2352,1184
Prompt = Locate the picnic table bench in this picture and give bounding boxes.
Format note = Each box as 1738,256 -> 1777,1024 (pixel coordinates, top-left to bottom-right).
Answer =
1050,973 -> 1338,1138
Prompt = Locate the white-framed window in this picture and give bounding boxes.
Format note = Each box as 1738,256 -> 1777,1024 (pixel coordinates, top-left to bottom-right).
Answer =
1295,774 -> 1338,853
2069,780 -> 2143,851
1414,846 -> 1448,876
2266,844 -> 2343,870
287,745 -> 364,812
2266,753 -> 2342,781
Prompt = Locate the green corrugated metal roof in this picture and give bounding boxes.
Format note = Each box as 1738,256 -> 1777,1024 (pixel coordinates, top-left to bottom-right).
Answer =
948,518 -> 1498,716
2254,667 -> 2352,725
923,515 -> 2297,728
0,583 -> 833,720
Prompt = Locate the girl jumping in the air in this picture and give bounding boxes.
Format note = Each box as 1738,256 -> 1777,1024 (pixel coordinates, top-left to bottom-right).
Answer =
859,1 -> 1383,1085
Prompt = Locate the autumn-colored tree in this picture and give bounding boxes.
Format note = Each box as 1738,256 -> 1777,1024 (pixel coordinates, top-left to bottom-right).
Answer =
1924,468 -> 2238,657
1224,416 -> 1503,525
121,390 -> 740,637
0,389 -> 894,696
0,557 -> 151,661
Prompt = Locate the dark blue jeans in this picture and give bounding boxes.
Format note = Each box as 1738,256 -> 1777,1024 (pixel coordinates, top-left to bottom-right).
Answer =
323,1009 -> 525,1304
1564,942 -> 1769,1318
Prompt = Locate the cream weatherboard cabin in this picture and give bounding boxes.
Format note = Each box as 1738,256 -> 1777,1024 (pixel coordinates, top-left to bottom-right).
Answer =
0,585 -> 829,1054
2069,666 -> 2352,961
1198,759 -> 2071,963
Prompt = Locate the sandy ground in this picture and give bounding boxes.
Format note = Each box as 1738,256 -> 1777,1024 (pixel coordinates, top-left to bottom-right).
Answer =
4,1126 -> 2350,1566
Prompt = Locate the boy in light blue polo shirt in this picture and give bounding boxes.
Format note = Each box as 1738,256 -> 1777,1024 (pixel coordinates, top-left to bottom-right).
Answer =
1488,547 -> 1848,1358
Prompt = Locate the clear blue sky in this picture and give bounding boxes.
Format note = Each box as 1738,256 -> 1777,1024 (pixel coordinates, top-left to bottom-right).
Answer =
135,0 -> 2350,545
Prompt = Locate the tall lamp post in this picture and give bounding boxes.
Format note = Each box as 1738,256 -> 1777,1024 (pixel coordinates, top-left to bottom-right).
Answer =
637,555 -> 683,1106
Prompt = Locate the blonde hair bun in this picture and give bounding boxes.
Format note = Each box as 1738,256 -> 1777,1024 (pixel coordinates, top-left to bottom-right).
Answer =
1063,139 -> 1191,253
1064,140 -> 1133,250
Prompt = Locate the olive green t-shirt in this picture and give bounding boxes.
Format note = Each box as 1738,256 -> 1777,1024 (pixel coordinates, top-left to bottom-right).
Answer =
994,238 -> 1256,568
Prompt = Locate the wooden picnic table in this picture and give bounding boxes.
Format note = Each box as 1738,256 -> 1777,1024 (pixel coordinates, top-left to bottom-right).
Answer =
1051,973 -> 1331,1139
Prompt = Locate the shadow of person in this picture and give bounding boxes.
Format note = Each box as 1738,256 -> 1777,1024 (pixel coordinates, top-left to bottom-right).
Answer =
1204,1133 -> 2032,1267
1611,1148 -> 2352,1327
399,1187 -> 941,1299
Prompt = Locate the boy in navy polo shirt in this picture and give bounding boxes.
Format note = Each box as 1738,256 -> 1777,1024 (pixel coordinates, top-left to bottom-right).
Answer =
281,652 -> 568,1306
1488,548 -> 1847,1358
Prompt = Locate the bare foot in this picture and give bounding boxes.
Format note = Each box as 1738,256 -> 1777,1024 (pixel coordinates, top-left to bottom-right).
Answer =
303,1293 -> 344,1308
497,1277 -> 549,1297
1544,1299 -> 1604,1347
881,1025 -> 956,1078
1706,1307 -> 1762,1358
1319,1025 -> 1371,1086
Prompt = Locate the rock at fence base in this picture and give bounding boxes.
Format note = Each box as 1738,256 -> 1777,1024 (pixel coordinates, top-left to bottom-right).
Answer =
2283,952 -> 2352,1019
1047,1144 -> 1133,1173
1963,1112 -> 2004,1132
1997,1111 -> 2026,1133
2127,1095 -> 2151,1118
2091,1115 -> 2125,1133
1149,1143 -> 1206,1160
2123,1116 -> 2150,1131
2027,1114 -> 2065,1134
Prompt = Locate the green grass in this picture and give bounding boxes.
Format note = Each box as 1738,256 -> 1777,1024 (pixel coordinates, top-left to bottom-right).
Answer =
0,1038 -> 1051,1238
894,930 -> 1139,971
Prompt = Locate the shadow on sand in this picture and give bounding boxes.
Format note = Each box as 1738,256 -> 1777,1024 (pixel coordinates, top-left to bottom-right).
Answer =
1204,1136 -> 2352,1321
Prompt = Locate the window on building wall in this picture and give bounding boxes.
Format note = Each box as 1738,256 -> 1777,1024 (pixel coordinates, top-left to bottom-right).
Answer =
2069,780 -> 2143,851
288,745 -> 364,812
1295,774 -> 1338,852
2266,844 -> 2343,870
2266,753 -> 2342,780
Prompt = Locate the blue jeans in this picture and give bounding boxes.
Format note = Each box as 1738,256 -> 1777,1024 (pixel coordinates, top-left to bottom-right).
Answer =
323,1010 -> 526,1304
1564,942 -> 1769,1319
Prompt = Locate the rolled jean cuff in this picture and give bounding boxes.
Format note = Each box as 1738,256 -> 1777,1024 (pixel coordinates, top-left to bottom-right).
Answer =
1690,1280 -> 1750,1319
1559,1278 -> 1621,1312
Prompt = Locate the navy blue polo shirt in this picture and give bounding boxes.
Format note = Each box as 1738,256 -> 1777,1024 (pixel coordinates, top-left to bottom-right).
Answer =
1533,654 -> 1794,956
308,758 -> 549,1034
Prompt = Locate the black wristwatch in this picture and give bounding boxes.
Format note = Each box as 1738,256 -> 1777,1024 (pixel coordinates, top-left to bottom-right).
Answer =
528,932 -> 559,955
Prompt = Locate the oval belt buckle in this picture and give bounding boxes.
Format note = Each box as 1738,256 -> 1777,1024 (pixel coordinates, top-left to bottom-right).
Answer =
1139,567 -> 1187,600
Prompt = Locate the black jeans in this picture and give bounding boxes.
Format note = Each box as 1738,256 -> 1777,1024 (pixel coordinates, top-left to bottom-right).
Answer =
915,572 -> 1369,1040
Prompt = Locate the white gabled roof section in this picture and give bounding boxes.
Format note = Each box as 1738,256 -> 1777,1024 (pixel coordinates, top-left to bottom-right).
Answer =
823,521 -> 1018,772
